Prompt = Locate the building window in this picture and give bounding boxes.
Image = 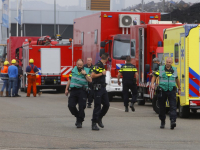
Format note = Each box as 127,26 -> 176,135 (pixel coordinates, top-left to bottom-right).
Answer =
174,43 -> 179,64
131,39 -> 135,57
81,32 -> 84,45
94,29 -> 98,44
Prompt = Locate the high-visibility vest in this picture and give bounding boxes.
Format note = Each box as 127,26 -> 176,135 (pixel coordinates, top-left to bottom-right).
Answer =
70,66 -> 90,88
159,66 -> 177,91
0,66 -> 8,80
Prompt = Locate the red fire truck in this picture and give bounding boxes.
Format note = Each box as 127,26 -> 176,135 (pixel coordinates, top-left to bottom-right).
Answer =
7,36 -> 40,65
17,36 -> 81,92
130,22 -> 182,112
73,12 -> 161,100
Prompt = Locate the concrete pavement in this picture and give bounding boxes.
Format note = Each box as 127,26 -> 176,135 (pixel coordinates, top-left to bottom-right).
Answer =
0,91 -> 200,150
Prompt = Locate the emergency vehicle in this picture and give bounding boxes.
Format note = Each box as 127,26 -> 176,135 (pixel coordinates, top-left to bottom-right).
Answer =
7,36 -> 39,65
18,36 -> 82,92
73,12 -> 161,101
0,44 -> 7,68
130,22 -> 182,108
162,24 -> 200,118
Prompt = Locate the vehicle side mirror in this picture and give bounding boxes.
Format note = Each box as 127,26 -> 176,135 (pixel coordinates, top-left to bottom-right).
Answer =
131,42 -> 134,47
145,64 -> 150,73
100,41 -> 106,48
3,53 -> 7,58
100,48 -> 105,57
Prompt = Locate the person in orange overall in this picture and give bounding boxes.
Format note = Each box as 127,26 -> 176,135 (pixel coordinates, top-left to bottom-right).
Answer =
26,59 -> 39,97
0,61 -> 9,97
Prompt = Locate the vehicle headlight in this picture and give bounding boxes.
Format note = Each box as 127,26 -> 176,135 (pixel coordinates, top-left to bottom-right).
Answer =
111,80 -> 118,84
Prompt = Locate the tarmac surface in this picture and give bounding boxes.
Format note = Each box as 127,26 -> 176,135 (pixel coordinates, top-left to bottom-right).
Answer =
0,88 -> 200,150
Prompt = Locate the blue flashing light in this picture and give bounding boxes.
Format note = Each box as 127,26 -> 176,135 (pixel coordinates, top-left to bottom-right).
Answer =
158,41 -> 163,47
108,15 -> 112,18
150,16 -> 154,19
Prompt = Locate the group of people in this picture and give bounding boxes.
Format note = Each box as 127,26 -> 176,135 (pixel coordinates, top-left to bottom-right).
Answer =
65,53 -> 110,131
65,54 -> 139,131
0,58 -> 39,97
0,59 -> 22,97
66,54 -> 180,130
1,54 -> 180,130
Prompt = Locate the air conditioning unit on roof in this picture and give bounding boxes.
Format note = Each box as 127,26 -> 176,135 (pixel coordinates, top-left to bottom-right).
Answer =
119,14 -> 140,28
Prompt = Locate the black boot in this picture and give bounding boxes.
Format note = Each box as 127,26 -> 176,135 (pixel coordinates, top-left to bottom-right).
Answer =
160,120 -> 165,129
97,118 -> 104,128
76,122 -> 82,128
130,103 -> 135,112
125,107 -> 129,112
92,122 -> 99,131
170,120 -> 176,130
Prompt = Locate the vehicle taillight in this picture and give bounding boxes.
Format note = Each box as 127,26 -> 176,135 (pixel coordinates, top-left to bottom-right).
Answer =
190,101 -> 200,106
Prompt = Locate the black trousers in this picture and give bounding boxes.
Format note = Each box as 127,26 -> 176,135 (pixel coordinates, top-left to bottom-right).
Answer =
158,90 -> 177,121
87,84 -> 94,105
68,88 -> 87,122
123,80 -> 137,107
92,87 -> 110,123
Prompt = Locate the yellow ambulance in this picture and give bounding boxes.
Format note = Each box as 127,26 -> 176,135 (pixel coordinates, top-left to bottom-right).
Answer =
163,24 -> 200,118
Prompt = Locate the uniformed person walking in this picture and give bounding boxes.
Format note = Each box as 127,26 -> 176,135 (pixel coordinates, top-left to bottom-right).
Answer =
117,56 -> 138,112
91,53 -> 110,131
65,59 -> 92,128
152,57 -> 160,72
83,57 -> 94,108
151,57 -> 181,129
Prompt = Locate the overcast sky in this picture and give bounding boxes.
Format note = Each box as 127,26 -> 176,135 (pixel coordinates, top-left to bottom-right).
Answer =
24,0 -> 200,6
2,0 -> 200,10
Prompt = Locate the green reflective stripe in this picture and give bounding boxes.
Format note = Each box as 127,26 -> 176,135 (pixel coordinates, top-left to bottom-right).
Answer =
71,76 -> 87,82
70,83 -> 83,87
159,79 -> 168,82
70,66 -> 90,88
159,66 -> 177,91
159,79 -> 175,83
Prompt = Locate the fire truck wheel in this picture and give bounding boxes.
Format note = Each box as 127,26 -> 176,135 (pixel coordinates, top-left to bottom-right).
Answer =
179,105 -> 190,118
137,100 -> 145,105
152,95 -> 159,114
108,93 -> 113,102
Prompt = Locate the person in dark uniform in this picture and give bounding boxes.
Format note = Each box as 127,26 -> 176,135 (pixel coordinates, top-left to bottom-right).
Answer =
83,57 -> 94,108
117,56 -> 138,112
15,60 -> 23,97
152,57 -> 160,72
151,57 -> 181,130
91,53 -> 110,131
65,59 -> 92,128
